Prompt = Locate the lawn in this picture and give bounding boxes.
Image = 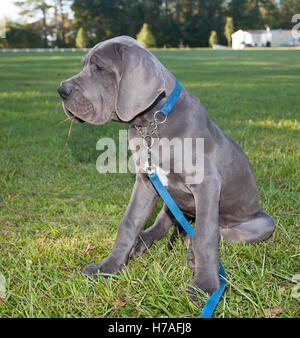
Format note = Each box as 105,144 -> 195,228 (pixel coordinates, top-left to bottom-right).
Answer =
0,48 -> 299,318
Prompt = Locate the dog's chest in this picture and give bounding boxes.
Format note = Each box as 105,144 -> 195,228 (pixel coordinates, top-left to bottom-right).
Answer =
169,188 -> 195,217
152,171 -> 196,216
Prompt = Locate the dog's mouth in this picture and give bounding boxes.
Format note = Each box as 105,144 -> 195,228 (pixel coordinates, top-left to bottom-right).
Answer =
62,102 -> 85,124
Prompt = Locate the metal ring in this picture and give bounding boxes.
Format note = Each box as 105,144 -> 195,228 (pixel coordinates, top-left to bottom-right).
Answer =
154,111 -> 167,124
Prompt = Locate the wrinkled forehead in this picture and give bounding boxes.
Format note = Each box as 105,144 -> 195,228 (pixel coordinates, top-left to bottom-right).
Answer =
81,36 -> 145,67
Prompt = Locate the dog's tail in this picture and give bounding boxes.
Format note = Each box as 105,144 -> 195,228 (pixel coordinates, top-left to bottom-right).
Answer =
168,215 -> 194,250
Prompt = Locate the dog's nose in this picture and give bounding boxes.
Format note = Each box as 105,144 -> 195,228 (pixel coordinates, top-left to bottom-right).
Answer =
57,84 -> 72,100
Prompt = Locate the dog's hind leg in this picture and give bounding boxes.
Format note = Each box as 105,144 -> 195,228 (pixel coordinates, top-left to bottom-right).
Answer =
168,214 -> 195,250
187,210 -> 275,271
129,203 -> 174,257
220,210 -> 275,244
168,223 -> 186,250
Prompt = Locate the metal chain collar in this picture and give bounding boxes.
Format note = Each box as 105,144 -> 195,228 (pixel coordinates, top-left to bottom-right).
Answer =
134,111 -> 168,172
134,110 -> 167,151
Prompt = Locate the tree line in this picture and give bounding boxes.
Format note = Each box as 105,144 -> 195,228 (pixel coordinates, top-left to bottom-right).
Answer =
1,0 -> 300,48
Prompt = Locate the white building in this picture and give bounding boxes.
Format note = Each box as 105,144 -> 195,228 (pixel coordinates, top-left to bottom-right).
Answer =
232,29 -> 300,49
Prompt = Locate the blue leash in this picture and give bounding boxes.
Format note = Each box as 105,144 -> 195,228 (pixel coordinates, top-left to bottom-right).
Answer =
147,79 -> 226,318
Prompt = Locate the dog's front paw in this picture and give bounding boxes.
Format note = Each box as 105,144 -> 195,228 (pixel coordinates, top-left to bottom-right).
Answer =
82,256 -> 124,279
186,286 -> 203,305
187,271 -> 220,303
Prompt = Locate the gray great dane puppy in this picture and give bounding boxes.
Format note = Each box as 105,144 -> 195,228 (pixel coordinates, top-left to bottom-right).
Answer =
58,36 -> 275,297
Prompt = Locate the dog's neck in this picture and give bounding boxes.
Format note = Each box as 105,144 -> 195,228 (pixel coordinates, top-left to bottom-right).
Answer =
111,70 -> 179,129
110,98 -> 166,126
129,93 -> 166,127
130,72 -> 180,128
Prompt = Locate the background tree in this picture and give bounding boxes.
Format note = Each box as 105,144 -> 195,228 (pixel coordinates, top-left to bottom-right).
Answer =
136,23 -> 156,48
224,17 -> 234,46
2,0 -> 299,49
177,0 -> 226,47
75,27 -> 88,48
259,0 -> 280,29
13,0 -> 74,47
209,30 -> 218,47
71,0 -> 144,47
14,0 -> 52,47
279,0 -> 300,29
2,20 -> 44,48
52,0 -> 72,47
226,0 -> 251,30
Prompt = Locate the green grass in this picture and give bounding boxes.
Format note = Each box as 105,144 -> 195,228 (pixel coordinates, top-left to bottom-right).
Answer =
0,49 -> 299,318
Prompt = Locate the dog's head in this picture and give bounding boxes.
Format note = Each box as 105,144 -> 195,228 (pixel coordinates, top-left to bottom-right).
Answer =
58,36 -> 166,124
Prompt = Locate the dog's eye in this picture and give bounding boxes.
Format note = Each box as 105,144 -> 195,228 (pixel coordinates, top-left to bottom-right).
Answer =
95,65 -> 105,72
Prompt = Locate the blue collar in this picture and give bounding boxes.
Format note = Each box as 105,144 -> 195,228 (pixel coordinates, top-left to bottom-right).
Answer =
159,79 -> 182,116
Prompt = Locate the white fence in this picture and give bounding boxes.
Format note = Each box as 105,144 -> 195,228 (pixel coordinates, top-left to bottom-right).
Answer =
0,48 -> 91,53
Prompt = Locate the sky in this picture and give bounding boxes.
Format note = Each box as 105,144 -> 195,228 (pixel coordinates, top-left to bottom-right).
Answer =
0,0 -> 73,23
0,1 -> 20,21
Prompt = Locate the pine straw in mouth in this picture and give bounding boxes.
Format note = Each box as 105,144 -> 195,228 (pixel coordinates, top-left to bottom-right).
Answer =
58,118 -> 70,124
58,117 -> 74,149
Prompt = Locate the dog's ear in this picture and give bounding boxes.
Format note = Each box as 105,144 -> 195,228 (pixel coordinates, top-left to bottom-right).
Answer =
114,43 -> 166,122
